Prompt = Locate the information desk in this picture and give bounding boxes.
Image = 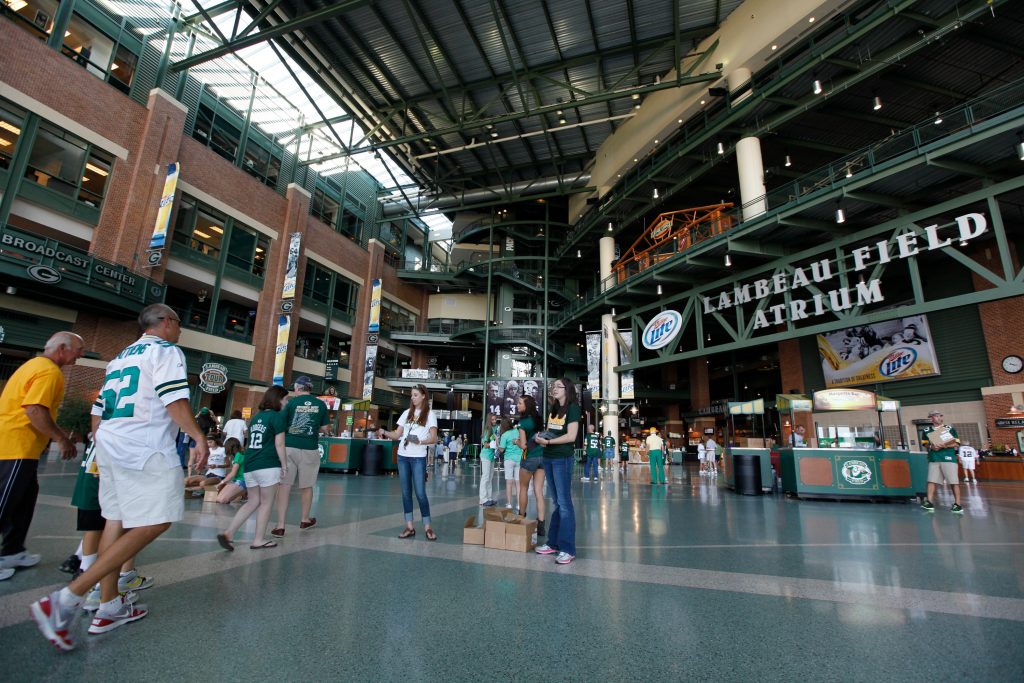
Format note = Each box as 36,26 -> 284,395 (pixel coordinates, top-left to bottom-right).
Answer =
779,447 -> 928,500
974,457 -> 1024,482
319,438 -> 399,473
723,448 -> 773,493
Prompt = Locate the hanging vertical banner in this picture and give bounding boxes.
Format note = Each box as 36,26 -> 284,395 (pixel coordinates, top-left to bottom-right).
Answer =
586,332 -> 601,398
361,344 -> 378,400
618,330 -> 635,399
272,314 -> 290,386
146,162 -> 179,265
368,278 -> 382,333
281,232 -> 302,299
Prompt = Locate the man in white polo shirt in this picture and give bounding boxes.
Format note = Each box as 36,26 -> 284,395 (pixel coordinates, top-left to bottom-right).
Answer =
31,304 -> 208,652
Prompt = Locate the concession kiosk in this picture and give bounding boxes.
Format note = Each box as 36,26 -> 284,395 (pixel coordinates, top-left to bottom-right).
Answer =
723,399 -> 774,494
778,388 -> 927,500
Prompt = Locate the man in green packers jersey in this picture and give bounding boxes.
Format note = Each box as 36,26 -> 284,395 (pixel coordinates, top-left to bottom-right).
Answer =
602,431 -> 615,467
921,410 -> 963,514
273,376 -> 331,536
582,425 -> 601,482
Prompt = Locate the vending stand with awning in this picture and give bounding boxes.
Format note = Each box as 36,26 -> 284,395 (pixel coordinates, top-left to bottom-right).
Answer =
722,398 -> 773,493
779,388 -> 927,500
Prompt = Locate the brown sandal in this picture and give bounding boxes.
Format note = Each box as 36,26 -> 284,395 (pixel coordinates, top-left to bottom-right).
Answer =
425,528 -> 437,541
398,528 -> 416,539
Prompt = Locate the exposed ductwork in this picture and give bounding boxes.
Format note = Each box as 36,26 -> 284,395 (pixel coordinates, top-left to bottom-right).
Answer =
381,173 -> 592,216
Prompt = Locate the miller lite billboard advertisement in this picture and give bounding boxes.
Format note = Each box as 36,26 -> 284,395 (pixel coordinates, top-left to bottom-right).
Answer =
642,310 -> 683,351
816,314 -> 940,388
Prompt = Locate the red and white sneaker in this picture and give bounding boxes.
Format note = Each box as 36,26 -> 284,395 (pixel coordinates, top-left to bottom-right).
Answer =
30,591 -> 82,652
88,602 -> 148,635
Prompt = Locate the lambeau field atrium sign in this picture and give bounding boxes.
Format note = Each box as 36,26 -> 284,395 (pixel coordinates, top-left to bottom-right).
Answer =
699,212 -> 988,330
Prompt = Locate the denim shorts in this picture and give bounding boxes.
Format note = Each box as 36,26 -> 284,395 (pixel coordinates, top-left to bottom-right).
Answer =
520,456 -> 544,473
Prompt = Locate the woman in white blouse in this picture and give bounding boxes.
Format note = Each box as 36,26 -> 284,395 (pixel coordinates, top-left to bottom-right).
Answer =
382,385 -> 439,540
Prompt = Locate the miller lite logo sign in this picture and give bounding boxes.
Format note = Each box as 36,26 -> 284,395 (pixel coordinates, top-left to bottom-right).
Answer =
642,310 -> 683,350
879,347 -> 917,378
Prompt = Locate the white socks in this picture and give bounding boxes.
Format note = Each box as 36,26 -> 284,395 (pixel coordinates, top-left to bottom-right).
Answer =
59,587 -> 84,609
81,553 -> 97,571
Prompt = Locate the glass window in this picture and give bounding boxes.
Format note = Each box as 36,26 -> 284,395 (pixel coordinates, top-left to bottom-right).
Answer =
3,0 -> 57,41
303,264 -> 331,305
0,104 -> 25,170
218,302 -> 254,342
191,210 -> 224,258
192,102 -> 241,162
108,45 -> 136,94
253,235 -> 269,277
171,196 -> 197,248
226,222 -> 257,271
79,150 -> 111,207
340,207 -> 363,240
164,284 -> 210,331
193,104 -> 214,146
311,187 -> 340,226
25,124 -> 87,197
62,12 -> 114,82
332,277 -> 356,316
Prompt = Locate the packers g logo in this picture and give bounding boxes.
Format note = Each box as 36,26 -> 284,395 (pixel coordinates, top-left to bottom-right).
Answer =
841,460 -> 872,486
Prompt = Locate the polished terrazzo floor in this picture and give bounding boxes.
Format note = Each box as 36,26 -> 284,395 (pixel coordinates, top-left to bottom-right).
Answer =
1,456 -> 1023,682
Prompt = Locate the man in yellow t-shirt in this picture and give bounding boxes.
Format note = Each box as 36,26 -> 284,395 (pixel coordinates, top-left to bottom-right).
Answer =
0,332 -> 85,581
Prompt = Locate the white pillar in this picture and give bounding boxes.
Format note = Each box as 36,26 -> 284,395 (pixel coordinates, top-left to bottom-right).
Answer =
599,236 -> 616,292
735,136 -> 767,220
601,312 -> 620,449
726,67 -> 753,105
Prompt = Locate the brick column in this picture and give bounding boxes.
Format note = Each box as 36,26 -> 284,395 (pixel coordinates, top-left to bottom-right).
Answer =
348,239 -> 386,399
250,184 -> 311,387
778,338 -> 813,442
971,242 -> 1024,449
90,90 -> 187,279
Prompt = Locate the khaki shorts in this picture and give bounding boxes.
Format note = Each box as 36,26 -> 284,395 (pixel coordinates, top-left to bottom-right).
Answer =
98,448 -> 184,528
283,447 -> 321,488
928,461 -> 959,485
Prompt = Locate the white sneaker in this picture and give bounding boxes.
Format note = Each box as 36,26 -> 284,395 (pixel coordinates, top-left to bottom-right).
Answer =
0,551 -> 41,569
580,476 -> 589,482
0,567 -> 13,581
505,503 -> 513,509
84,586 -> 139,612
555,551 -> 575,565
88,601 -> 148,634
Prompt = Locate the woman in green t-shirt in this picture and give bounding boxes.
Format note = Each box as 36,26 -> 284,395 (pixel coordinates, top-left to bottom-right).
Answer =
217,386 -> 289,551
534,378 -> 581,565
478,413 -> 499,507
516,395 -> 546,537
498,418 -> 523,510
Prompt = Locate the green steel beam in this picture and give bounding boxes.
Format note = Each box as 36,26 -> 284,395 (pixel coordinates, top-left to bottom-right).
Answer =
171,1 -> 375,71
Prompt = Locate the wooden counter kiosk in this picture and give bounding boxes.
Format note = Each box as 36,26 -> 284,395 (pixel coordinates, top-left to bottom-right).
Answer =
778,390 -> 927,500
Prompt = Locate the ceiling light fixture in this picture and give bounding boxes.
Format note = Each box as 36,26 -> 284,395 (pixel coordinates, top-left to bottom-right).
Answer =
607,222 -> 613,232
656,284 -> 663,295
717,141 -> 725,155
436,285 -> 441,293
611,307 -> 616,316
634,102 -> 641,110
934,111 -> 943,125
577,249 -> 582,258
845,165 -> 853,178
771,44 -> 778,51
808,16 -> 816,23
631,93 -> 640,100
873,95 -> 883,111
784,154 -> 792,167
558,116 -> 567,124
835,205 -> 846,224
813,79 -> 823,95
724,253 -> 732,267
579,323 -> 584,332
1017,133 -> 1024,161
490,130 -> 499,138
652,188 -> 659,199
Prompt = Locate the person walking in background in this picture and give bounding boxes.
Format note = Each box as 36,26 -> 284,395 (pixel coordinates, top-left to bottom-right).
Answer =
921,410 -> 963,514
498,418 -> 522,510
217,385 -> 289,551
601,431 -> 615,474
534,378 -> 581,565
516,396 -> 546,536
1,332 -> 85,582
959,440 -> 979,484
31,306 -> 208,650
646,427 -> 667,485
272,376 -> 330,537
700,434 -> 719,478
222,410 -> 247,446
478,414 -> 498,507
582,424 -> 601,482
382,385 -> 438,541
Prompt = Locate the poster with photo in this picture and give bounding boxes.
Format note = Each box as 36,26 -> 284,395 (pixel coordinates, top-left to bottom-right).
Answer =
816,314 -> 941,388
485,379 -> 544,418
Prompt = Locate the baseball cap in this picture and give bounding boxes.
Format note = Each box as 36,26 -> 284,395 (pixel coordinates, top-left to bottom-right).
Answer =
294,375 -> 313,388
199,407 -> 209,414
927,410 -> 942,417
649,426 -> 658,433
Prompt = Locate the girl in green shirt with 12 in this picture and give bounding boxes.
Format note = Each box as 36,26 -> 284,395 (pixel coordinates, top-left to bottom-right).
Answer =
217,386 -> 289,550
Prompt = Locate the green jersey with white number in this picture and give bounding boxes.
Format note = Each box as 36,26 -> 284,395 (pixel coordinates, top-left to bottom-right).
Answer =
91,334 -> 191,470
245,409 -> 287,471
585,433 -> 601,456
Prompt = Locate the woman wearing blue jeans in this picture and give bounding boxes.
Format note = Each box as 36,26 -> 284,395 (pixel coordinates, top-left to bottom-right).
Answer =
383,385 -> 438,541
534,378 -> 581,565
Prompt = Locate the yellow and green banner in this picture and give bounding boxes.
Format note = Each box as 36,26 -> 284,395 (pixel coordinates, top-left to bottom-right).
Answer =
272,314 -> 290,385
147,162 -> 179,263
368,278 -> 382,333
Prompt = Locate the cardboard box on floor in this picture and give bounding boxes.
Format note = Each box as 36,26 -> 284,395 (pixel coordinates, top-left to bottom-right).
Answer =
203,485 -> 219,502
483,508 -> 537,552
463,516 -> 485,545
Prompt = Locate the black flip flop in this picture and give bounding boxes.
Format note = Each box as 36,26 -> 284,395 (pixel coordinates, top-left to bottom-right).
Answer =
217,533 -> 234,551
